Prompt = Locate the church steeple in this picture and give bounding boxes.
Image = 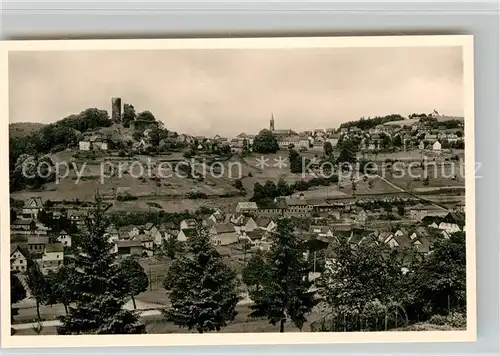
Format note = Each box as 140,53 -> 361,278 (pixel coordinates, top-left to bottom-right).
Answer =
270,112 -> 275,131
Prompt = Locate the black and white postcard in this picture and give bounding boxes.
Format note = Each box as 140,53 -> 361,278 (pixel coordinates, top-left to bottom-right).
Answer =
0,36 -> 476,347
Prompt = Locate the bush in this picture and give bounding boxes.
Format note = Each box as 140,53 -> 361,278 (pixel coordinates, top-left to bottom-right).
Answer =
428,314 -> 447,326
186,191 -> 208,199
447,312 -> 466,328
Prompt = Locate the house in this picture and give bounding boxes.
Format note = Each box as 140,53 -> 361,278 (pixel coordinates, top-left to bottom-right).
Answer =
230,214 -> 246,226
105,225 -> 120,241
412,236 -> 432,254
308,225 -> 333,238
278,135 -> 300,149
177,228 -> 198,242
180,219 -> 198,230
41,243 -> 64,273
10,244 -> 28,272
116,240 -> 143,257
211,223 -> 238,246
418,141 -> 425,150
11,218 -> 37,233
352,208 -> 368,225
235,202 -> 258,214
136,234 -> 154,257
67,209 -> 88,226
240,216 -> 258,232
256,200 -> 288,217
118,225 -> 140,240
438,212 -> 465,234
57,230 -> 72,247
432,140 -> 442,151
79,141 -> 91,151
22,197 -> 44,218
284,197 -> 312,217
256,218 -> 276,232
28,235 -> 49,254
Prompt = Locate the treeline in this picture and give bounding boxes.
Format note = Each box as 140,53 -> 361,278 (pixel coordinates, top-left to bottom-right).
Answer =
339,114 -> 405,130
9,108 -> 111,192
107,207 -> 214,228
311,231 -> 466,331
251,175 -> 339,202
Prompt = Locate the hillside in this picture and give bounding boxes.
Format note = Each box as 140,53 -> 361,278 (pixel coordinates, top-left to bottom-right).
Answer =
9,122 -> 45,138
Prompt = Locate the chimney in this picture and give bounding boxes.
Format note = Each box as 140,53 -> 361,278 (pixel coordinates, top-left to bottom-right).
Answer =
111,97 -> 122,123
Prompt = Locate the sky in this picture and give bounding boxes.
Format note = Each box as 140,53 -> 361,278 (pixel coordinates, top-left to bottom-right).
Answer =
9,46 -> 464,137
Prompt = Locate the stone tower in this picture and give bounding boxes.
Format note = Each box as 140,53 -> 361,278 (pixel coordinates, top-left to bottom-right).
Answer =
111,97 -> 122,123
270,113 -> 275,131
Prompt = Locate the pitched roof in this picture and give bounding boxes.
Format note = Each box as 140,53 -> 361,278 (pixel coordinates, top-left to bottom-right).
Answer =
12,219 -> 34,226
137,234 -> 154,242
214,223 -> 236,234
256,218 -> 272,228
394,234 -> 413,250
143,222 -> 154,231
236,202 -> 258,210
117,240 -> 143,248
44,243 -> 64,253
246,230 -> 266,240
10,244 -> 28,257
28,235 -> 49,245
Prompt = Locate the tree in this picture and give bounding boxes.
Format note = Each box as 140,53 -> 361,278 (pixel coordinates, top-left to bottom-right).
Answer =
323,141 -> 333,156
317,238 -> 404,331
119,256 -> 149,310
392,134 -> 403,148
45,266 -> 75,314
26,262 -> 48,321
242,251 -> 269,292
337,139 -> 357,167
57,196 -> 144,334
263,180 -> 278,199
381,134 -> 392,150
252,182 -> 265,202
234,179 -> 244,191
136,110 -> 156,122
249,218 -> 317,332
277,178 -> 291,197
122,103 -> 136,127
252,129 -> 279,154
163,227 -> 239,333
409,232 -> 466,316
10,272 -> 26,322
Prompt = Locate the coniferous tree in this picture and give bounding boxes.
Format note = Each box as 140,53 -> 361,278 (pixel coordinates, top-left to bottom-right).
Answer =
26,261 -> 48,321
57,196 -> 145,334
119,256 -> 149,310
10,271 -> 27,322
249,218 -> 317,332
163,227 -> 239,333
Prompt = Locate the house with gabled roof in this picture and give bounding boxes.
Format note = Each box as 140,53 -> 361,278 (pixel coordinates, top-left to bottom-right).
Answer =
11,244 -> 29,272
438,212 -> 465,234
256,218 -> 276,232
117,240 -> 143,257
22,197 -> 44,218
235,202 -> 258,214
180,219 -> 198,230
41,243 -> 64,273
28,235 -> 49,254
308,225 -> 333,238
135,234 -> 154,257
177,228 -> 198,242
57,230 -> 72,247
210,223 -> 238,246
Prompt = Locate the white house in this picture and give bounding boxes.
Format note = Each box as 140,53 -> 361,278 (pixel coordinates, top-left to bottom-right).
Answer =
180,219 -> 198,230
22,197 -> 44,218
235,202 -> 258,214
79,141 -> 91,151
432,140 -> 442,151
10,245 -> 28,272
256,218 -> 276,232
41,243 -> 64,273
57,230 -> 72,247
308,225 -> 333,238
438,212 -> 465,234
